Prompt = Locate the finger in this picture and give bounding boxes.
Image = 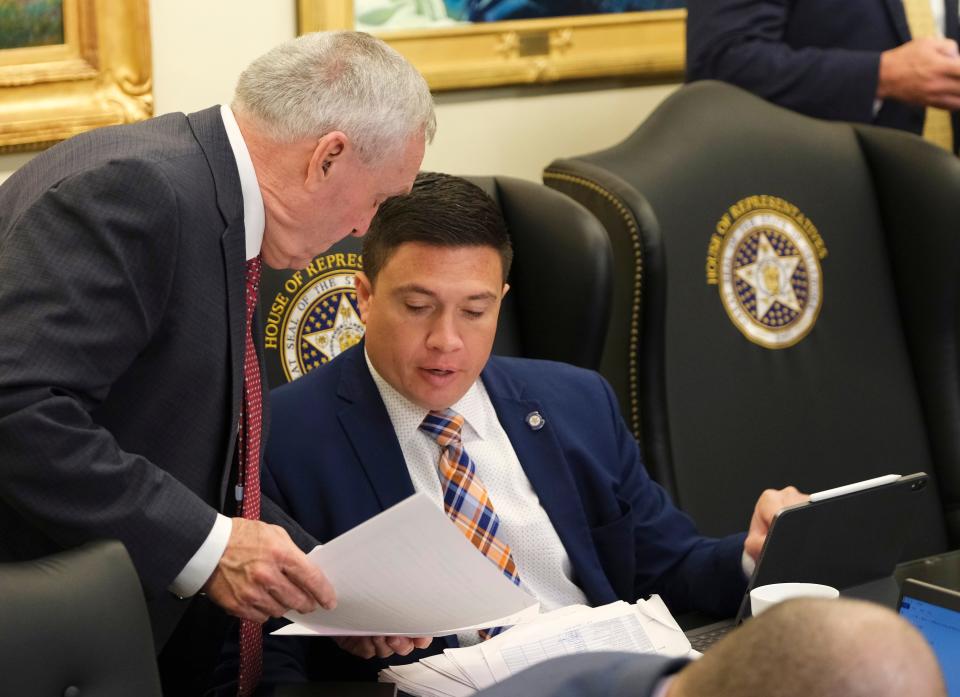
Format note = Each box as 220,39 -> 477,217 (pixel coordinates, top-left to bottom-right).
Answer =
282,553 -> 337,610
935,38 -> 960,57
353,639 -> 377,660
744,532 -> 764,561
371,636 -> 395,658
251,591 -> 288,619
266,576 -> 315,615
928,94 -> 960,110
754,491 -> 782,527
412,637 -> 433,649
340,637 -> 376,660
386,636 -> 412,656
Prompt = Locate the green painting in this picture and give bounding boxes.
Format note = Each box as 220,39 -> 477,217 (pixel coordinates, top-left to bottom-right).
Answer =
0,0 -> 64,50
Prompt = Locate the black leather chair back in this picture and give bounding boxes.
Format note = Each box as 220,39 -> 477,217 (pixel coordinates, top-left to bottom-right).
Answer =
258,174 -> 612,388
544,81 -> 956,555
0,540 -> 162,696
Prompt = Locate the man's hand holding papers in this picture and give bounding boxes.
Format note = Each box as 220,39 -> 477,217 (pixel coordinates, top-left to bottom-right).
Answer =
334,635 -> 433,659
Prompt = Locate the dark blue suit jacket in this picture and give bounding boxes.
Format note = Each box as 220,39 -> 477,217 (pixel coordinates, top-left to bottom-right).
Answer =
686,0 -> 960,147
259,344 -> 745,684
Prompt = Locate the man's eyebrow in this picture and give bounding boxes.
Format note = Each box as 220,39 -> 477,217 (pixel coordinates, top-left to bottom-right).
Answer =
393,284 -> 436,297
464,291 -> 498,302
392,285 -> 498,302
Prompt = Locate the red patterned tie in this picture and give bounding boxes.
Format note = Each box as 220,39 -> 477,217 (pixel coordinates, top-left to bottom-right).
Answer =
237,256 -> 263,697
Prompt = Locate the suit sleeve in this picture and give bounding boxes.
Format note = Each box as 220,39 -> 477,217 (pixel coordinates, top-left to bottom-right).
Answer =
686,0 -> 881,123
0,160 -> 217,598
595,374 -> 747,617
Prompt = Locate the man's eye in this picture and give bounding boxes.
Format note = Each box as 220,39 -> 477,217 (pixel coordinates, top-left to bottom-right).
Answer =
463,309 -> 484,319
406,304 -> 429,314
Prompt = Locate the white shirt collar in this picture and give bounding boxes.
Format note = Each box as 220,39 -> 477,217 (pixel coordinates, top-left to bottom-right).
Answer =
219,104 -> 265,261
364,348 -> 492,444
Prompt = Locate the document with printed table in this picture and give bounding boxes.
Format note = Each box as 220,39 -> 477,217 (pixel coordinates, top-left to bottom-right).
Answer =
272,493 -> 539,637
379,596 -> 693,697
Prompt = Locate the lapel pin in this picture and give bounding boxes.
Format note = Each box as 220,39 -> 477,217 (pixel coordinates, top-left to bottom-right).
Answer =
525,411 -> 545,431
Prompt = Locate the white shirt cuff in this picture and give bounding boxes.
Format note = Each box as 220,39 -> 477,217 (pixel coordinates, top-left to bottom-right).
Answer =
741,549 -> 757,579
169,513 -> 233,598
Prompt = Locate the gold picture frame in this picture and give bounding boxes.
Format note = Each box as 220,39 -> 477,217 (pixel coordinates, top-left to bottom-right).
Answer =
0,0 -> 152,153
298,1 -> 684,91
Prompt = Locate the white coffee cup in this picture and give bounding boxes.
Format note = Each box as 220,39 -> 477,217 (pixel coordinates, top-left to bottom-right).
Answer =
750,582 -> 840,616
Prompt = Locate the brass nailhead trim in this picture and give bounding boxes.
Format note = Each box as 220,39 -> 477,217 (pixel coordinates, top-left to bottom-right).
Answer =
543,169 -> 643,439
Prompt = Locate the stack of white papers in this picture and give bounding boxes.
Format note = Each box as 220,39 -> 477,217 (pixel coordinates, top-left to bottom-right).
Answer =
379,596 -> 692,697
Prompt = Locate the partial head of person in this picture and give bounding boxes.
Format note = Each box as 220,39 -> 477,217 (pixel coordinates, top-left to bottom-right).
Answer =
671,597 -> 946,697
356,172 -> 513,412
231,31 -> 435,269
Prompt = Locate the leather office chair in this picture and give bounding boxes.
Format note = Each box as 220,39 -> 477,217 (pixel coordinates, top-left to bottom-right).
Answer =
0,540 -> 162,696
257,174 -> 612,389
544,81 -> 959,556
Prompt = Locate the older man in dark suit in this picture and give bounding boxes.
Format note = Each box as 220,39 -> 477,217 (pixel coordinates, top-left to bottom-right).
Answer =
686,0 -> 960,152
0,31 -> 433,696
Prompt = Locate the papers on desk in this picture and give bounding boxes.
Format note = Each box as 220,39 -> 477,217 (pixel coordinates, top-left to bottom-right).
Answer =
273,493 -> 539,636
379,596 -> 692,697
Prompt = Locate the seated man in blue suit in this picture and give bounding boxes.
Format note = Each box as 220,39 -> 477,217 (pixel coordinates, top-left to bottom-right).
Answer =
258,172 -> 804,685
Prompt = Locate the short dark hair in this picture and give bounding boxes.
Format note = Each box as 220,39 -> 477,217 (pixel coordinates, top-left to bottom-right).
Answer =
361,172 -> 513,284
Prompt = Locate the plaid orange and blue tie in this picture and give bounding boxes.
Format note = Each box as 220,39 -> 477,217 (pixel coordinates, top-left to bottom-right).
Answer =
420,409 -> 521,639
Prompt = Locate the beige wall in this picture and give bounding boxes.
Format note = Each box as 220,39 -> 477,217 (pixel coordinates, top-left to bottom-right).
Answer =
0,0 -> 678,183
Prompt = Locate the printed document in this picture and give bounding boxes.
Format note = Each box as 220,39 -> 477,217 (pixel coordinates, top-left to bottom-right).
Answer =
273,493 -> 539,636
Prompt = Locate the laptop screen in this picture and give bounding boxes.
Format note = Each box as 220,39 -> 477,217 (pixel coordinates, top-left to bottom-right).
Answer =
899,585 -> 960,695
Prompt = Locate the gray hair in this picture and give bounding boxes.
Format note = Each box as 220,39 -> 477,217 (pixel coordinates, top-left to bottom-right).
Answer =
232,31 -> 435,162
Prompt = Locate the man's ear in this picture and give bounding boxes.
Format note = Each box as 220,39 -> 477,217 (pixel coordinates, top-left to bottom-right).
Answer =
306,131 -> 348,190
355,271 -> 373,323
501,282 -> 510,299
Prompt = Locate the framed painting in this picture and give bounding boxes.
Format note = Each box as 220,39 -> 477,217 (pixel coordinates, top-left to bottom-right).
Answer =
298,0 -> 685,91
0,0 -> 152,152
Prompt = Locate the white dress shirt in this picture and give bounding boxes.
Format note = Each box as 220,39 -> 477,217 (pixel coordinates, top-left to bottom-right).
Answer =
366,351 -> 589,646
168,104 -> 265,597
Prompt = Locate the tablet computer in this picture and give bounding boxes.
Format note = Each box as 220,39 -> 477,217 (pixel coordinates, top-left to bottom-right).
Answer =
735,471 -> 930,619
688,472 -> 929,650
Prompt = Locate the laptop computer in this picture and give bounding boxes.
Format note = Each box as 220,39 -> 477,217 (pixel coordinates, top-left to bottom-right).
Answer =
686,472 -> 928,651
898,579 -> 960,696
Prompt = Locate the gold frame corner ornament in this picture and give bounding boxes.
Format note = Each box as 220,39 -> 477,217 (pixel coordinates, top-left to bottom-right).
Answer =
297,1 -> 685,91
0,0 -> 153,153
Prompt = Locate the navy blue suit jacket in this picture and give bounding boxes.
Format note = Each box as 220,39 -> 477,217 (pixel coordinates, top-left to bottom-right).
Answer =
686,0 -> 960,147
259,344 -> 746,684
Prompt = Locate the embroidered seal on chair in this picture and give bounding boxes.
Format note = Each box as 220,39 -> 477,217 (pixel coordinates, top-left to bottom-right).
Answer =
261,252 -> 365,381
706,195 -> 828,349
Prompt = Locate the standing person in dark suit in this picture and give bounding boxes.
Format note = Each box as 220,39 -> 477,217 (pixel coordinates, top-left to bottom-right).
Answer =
473,598 -> 947,697
686,0 -> 960,152
0,30 -> 433,695
250,173 -> 804,689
